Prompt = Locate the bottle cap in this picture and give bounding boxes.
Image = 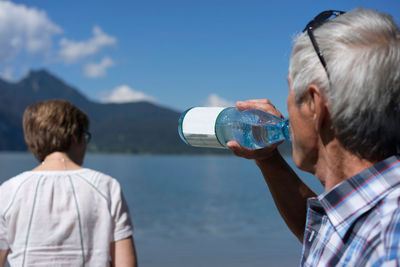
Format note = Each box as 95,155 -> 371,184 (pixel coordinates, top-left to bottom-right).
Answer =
179,107 -> 225,148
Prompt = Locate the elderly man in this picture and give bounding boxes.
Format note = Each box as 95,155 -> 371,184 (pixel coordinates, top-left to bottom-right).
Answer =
228,8 -> 400,266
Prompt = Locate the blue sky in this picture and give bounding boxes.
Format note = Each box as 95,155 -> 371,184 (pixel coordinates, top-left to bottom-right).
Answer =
2,0 -> 400,114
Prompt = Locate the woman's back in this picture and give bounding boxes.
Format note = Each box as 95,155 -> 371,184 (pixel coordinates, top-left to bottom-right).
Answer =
0,168 -> 133,266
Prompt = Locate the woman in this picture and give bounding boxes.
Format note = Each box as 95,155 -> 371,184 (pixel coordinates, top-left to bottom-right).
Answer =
0,99 -> 137,266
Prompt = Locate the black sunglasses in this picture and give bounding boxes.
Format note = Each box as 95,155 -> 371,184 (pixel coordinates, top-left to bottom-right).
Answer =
303,10 -> 346,76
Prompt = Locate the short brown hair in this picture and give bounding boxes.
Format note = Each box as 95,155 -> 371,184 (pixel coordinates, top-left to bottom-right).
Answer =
23,99 -> 89,162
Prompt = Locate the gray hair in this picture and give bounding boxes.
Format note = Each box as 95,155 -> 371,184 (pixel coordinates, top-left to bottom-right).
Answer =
289,8 -> 400,161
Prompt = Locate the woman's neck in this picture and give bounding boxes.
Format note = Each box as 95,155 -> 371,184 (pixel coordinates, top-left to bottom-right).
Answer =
33,151 -> 82,171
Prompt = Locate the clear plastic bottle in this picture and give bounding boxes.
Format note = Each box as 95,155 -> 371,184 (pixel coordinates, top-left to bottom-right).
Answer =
178,107 -> 291,149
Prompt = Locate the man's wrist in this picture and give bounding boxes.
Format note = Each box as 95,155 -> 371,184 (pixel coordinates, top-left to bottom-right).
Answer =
254,149 -> 283,167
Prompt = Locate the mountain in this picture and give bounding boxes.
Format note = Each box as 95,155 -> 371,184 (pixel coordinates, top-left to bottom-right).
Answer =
0,107 -> 25,150
0,69 -> 227,154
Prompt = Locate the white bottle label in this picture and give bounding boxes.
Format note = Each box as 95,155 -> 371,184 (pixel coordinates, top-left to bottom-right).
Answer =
181,107 -> 226,148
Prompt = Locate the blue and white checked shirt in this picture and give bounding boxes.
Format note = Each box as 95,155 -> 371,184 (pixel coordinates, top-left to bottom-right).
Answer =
301,154 -> 400,267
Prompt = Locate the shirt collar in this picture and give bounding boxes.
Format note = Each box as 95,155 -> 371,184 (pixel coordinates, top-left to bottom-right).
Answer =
317,154 -> 400,239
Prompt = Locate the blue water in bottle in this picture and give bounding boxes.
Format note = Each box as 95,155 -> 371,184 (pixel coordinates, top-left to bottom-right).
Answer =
214,107 -> 291,149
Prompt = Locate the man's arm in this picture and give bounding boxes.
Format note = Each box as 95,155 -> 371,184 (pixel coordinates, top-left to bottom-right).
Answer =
228,99 -> 316,242
257,150 -> 315,241
0,249 -> 8,267
110,236 -> 137,267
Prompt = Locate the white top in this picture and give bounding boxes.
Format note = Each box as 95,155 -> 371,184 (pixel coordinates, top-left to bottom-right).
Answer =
0,168 -> 133,266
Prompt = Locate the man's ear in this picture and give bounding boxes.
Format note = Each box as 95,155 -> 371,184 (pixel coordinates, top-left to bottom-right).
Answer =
304,84 -> 327,131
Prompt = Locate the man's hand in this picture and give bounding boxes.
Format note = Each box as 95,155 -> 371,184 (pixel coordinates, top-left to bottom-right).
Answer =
227,99 -> 285,160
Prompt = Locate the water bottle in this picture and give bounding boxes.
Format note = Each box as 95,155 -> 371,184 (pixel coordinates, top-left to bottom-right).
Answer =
178,107 -> 291,149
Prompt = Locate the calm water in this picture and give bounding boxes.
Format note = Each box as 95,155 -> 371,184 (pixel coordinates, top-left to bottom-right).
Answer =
0,152 -> 323,267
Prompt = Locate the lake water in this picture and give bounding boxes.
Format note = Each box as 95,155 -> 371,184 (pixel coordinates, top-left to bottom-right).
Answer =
0,152 -> 323,267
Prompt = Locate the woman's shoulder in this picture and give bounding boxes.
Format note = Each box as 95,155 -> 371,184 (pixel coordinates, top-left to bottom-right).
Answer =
76,168 -> 118,183
72,168 -> 122,194
0,171 -> 38,190
0,171 -> 39,213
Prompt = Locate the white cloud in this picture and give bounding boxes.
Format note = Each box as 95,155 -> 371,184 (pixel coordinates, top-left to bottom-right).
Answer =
59,26 -> 116,63
0,67 -> 15,81
100,85 -> 157,104
0,1 -> 62,64
83,57 -> 114,78
203,93 -> 235,107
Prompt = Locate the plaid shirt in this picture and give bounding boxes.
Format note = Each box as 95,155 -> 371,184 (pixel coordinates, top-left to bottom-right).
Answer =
301,154 -> 400,267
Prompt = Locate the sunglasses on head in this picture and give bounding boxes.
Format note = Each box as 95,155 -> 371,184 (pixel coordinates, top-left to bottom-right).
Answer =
303,10 -> 346,77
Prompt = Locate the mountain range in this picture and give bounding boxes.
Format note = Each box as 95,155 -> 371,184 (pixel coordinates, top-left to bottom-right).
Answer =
0,69 -> 229,154
0,69 -> 292,155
